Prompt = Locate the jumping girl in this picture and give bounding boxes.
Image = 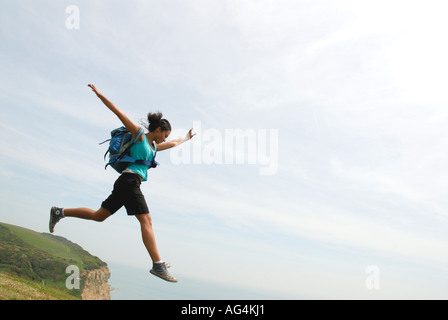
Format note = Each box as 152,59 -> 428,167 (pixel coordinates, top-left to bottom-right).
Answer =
49,84 -> 195,282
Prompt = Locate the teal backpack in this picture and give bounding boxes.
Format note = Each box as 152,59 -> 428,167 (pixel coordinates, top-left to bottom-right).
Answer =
100,126 -> 158,173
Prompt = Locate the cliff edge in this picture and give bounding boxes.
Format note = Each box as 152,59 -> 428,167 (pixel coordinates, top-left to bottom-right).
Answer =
0,222 -> 111,300
81,266 -> 111,300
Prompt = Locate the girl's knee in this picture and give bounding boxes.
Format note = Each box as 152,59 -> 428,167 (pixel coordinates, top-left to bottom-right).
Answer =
94,215 -> 106,222
95,208 -> 110,222
136,213 -> 152,226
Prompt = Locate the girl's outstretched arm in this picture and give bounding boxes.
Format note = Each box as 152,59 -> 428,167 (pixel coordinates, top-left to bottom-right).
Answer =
88,84 -> 141,138
157,128 -> 196,151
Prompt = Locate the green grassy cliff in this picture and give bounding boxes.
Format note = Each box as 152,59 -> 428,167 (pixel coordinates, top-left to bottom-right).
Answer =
0,222 -> 109,300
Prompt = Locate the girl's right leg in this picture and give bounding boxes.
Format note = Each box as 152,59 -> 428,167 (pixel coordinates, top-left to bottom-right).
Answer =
64,207 -> 111,222
50,175 -> 119,232
49,206 -> 111,233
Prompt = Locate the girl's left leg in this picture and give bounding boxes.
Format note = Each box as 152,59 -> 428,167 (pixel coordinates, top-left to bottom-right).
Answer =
135,213 -> 161,262
135,213 -> 178,282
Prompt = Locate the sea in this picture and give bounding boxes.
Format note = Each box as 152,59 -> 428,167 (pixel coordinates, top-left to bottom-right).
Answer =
107,262 -> 284,300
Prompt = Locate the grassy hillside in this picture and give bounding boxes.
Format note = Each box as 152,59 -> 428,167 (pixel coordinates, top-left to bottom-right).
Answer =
0,270 -> 78,300
0,222 -> 107,299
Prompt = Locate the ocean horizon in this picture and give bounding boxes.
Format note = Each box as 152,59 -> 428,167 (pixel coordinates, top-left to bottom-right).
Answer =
107,261 -> 289,300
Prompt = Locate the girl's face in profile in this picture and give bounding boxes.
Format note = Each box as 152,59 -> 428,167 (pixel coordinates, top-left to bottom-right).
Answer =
154,127 -> 170,144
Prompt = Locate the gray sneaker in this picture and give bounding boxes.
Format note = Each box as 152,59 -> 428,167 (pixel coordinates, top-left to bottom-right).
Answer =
150,262 -> 178,283
49,206 -> 64,233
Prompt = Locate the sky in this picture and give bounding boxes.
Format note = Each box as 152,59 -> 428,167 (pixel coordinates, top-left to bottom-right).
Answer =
1,0 -> 448,299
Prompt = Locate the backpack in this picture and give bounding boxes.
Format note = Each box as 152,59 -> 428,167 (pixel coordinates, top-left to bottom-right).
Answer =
100,126 -> 158,173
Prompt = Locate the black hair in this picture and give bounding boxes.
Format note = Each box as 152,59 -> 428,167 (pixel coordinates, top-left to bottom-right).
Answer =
145,111 -> 172,132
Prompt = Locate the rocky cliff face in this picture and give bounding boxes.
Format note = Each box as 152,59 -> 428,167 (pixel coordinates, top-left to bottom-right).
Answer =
81,266 -> 111,300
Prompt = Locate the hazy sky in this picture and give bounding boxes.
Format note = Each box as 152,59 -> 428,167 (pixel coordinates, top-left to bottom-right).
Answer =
1,0 -> 448,299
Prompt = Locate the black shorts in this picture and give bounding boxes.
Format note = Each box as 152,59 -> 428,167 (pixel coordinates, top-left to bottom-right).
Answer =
101,172 -> 149,215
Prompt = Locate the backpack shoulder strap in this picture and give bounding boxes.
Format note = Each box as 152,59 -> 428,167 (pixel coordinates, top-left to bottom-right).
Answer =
131,127 -> 145,144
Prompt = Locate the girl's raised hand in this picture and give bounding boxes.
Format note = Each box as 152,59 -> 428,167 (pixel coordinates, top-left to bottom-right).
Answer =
88,84 -> 100,95
186,128 -> 196,140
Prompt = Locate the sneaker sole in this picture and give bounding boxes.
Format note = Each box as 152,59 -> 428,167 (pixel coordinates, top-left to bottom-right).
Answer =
150,270 -> 178,283
49,206 -> 56,233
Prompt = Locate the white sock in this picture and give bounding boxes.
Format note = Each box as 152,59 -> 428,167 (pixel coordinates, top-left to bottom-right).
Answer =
154,260 -> 163,264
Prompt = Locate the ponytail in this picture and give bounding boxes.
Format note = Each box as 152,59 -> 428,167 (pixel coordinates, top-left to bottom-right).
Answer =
145,111 -> 172,132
